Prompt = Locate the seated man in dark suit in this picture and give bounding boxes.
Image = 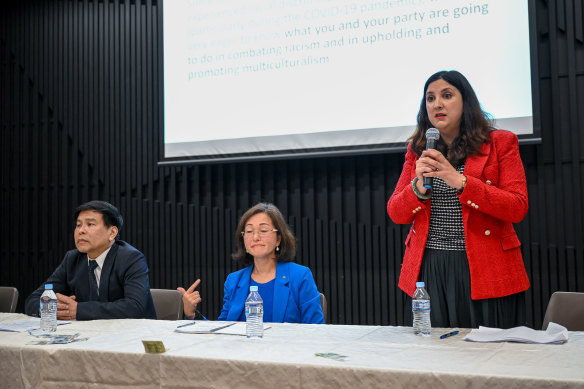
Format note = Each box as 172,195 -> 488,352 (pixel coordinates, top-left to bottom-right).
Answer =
25,200 -> 157,320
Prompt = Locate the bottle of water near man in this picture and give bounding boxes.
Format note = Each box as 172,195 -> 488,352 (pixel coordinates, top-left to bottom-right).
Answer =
412,281 -> 431,336
245,285 -> 264,338
40,284 -> 58,333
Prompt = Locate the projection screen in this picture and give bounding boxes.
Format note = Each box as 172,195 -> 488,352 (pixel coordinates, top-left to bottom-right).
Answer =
163,0 -> 536,162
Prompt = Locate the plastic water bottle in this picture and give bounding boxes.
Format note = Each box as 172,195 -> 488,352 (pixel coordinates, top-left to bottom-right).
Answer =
40,284 -> 58,333
412,281 -> 431,336
245,286 -> 264,338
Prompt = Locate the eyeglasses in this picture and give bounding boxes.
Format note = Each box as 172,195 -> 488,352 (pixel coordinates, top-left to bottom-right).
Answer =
241,228 -> 278,238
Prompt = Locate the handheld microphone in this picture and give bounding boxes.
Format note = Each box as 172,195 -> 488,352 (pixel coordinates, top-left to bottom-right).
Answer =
423,128 -> 440,190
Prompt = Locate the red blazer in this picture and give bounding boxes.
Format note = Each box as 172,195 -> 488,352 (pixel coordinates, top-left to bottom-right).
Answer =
387,130 -> 530,299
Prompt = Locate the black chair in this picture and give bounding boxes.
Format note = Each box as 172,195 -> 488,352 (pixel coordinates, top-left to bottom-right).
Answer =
0,286 -> 19,313
151,289 -> 184,320
320,292 -> 327,323
542,291 -> 584,331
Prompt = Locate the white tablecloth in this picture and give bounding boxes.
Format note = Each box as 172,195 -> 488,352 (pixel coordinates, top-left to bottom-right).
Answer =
1,313 -> 583,388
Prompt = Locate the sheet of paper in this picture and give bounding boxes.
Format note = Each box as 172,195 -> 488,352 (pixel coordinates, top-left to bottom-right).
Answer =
213,322 -> 271,336
175,321 -> 272,336
464,322 -> 569,344
0,318 -> 71,332
175,322 -> 237,334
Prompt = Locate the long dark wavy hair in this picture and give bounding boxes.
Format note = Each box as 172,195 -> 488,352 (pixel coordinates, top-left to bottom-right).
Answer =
409,70 -> 493,166
232,202 -> 296,265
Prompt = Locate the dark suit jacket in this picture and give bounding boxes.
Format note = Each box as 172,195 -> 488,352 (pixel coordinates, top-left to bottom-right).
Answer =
25,240 -> 157,320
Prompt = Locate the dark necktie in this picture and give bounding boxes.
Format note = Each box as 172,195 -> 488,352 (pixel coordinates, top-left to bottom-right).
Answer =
88,260 -> 99,301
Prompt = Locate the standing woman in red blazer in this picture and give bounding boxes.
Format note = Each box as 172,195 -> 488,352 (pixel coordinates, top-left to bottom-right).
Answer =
387,70 -> 530,328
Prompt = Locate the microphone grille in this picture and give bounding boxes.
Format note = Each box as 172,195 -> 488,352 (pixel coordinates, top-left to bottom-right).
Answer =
426,127 -> 440,141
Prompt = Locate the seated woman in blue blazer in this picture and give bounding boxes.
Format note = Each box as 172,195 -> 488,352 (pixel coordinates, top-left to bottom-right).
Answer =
180,202 -> 324,324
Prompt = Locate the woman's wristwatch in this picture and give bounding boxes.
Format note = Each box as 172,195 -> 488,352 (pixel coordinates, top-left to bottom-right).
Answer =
458,175 -> 467,194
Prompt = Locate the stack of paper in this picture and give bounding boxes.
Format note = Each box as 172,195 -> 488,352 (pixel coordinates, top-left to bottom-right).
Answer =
464,322 -> 568,344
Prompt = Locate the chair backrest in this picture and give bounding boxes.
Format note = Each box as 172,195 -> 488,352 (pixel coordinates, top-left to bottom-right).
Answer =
542,291 -> 584,331
151,289 -> 184,320
0,287 -> 19,313
320,292 -> 327,324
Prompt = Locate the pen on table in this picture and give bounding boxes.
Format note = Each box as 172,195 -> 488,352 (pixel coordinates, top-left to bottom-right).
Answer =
440,330 -> 459,339
176,321 -> 196,328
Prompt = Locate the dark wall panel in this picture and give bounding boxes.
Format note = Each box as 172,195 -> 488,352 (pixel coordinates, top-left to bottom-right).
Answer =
1,0 -> 583,328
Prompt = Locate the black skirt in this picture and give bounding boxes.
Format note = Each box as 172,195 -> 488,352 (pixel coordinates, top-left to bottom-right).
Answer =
403,248 -> 526,329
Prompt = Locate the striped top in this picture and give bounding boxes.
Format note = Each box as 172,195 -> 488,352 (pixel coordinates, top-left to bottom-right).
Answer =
425,162 -> 466,251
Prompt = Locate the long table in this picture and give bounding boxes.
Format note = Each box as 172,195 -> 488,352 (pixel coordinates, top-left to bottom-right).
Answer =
1,313 -> 583,388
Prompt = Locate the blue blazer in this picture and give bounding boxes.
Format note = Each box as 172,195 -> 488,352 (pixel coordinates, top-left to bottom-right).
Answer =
25,240 -> 157,320
218,262 -> 324,324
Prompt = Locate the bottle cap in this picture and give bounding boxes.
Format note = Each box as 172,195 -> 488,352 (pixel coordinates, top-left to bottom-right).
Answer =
415,281 -> 425,288
250,286 -> 258,292
45,284 -> 53,289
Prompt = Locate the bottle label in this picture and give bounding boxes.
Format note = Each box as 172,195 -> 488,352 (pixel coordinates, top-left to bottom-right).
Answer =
245,306 -> 263,315
412,300 -> 430,310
